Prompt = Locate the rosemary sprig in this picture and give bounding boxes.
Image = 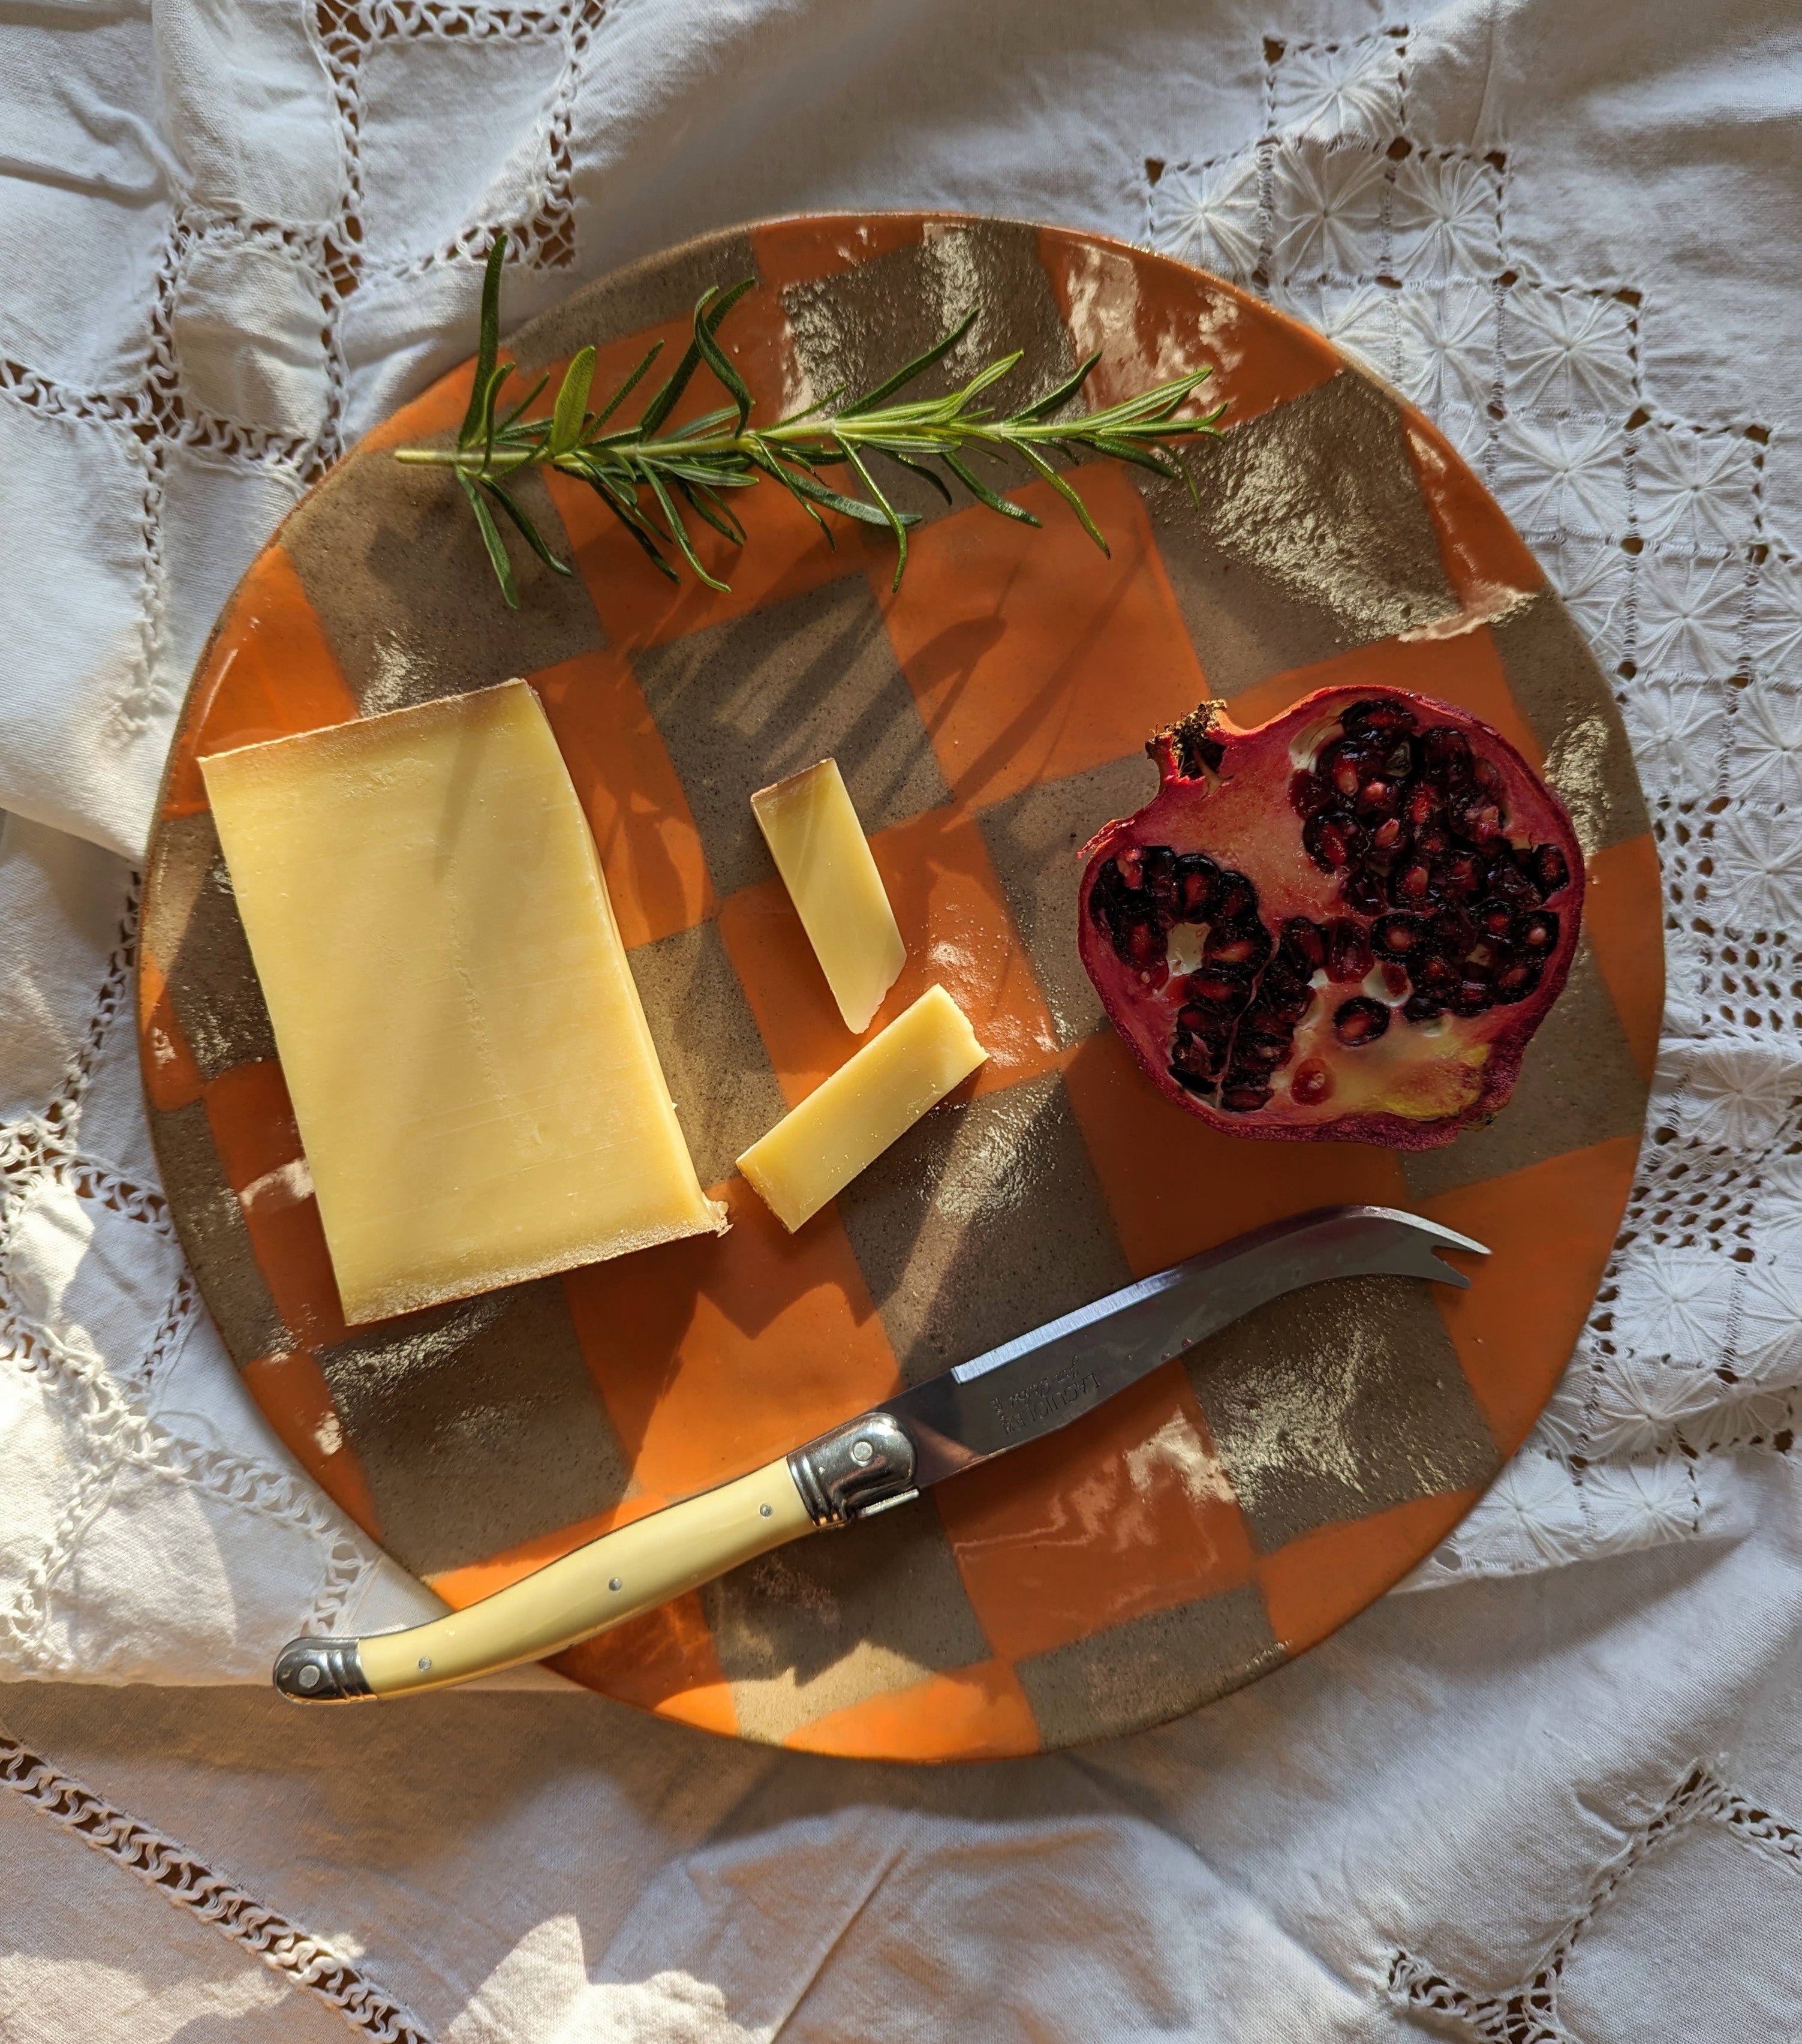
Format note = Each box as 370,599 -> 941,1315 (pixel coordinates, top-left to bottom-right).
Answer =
398,232 -> 1228,609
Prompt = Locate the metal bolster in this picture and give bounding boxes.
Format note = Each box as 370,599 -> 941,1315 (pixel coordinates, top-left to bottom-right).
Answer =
272,1636 -> 374,1703
787,1412 -> 919,1527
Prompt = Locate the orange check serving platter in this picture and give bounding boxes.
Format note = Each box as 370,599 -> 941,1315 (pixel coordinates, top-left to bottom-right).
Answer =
139,214 -> 1662,1759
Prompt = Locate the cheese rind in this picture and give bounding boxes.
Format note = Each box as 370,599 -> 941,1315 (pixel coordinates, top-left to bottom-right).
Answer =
736,985 -> 986,1231
201,679 -> 725,1324
751,759 -> 905,1033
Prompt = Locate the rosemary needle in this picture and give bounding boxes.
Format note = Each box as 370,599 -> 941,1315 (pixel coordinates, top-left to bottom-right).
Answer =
396,232 -> 1227,611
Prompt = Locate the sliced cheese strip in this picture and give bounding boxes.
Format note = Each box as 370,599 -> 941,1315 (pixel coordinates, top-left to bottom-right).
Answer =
736,985 -> 986,1231
751,758 -> 905,1033
201,678 -> 725,1324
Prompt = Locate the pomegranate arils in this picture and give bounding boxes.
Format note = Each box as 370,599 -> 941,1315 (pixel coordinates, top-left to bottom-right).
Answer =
1214,871 -> 1259,924
1221,1083 -> 1275,1114
1532,844 -> 1572,895
1280,917 -> 1327,972
1342,699 -> 1417,741
1391,859 -> 1434,906
1174,852 -> 1221,919
1326,918 -> 1373,982
1434,850 -> 1484,901
1290,1058 -> 1333,1104
1494,958 -> 1544,1004
1341,867 -> 1388,916
1421,725 -> 1473,783
1304,808 -> 1363,870
1079,685 -> 1584,1145
1290,769 -> 1331,818
1355,776 -> 1401,821
1372,913 -> 1427,958
1205,922 -> 1272,972
1334,997 -> 1390,1045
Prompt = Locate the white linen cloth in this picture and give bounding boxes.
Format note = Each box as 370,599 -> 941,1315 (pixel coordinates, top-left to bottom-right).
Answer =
3,0 -> 1801,2034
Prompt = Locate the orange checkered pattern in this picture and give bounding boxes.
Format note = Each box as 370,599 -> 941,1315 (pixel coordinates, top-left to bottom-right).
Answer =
138,215 -> 1661,1759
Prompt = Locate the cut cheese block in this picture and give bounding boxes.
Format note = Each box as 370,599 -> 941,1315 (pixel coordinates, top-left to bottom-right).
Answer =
736,985 -> 986,1231
201,678 -> 726,1324
751,758 -> 905,1033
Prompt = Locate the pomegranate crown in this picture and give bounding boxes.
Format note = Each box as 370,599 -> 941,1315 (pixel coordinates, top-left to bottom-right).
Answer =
1150,699 -> 1229,781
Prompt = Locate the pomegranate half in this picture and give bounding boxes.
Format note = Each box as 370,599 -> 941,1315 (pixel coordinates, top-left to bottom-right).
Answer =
1078,687 -> 1584,1148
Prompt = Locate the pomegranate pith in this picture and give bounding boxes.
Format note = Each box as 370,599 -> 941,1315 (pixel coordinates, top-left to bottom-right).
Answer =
1077,687 -> 1585,1148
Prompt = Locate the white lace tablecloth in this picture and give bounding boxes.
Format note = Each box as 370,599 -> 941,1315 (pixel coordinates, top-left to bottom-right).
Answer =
4,0 -> 1801,2036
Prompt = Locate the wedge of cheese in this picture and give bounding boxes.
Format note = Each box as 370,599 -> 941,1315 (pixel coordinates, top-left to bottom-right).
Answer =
736,985 -> 986,1231
750,758 -> 905,1033
201,678 -> 725,1324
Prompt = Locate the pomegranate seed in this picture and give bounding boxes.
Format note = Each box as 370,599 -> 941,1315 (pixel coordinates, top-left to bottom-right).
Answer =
1184,973 -> 1251,1013
1371,816 -> 1409,855
1532,844 -> 1572,895
1392,860 -> 1434,903
1289,769 -> 1331,818
1205,925 -> 1272,970
1304,810 -> 1364,870
1236,1030 -> 1295,1075
1142,845 -> 1178,924
1262,976 -> 1316,1024
1220,1083 -> 1274,1114
1117,847 -> 1144,889
1280,918 -> 1327,971
1343,699 -> 1416,741
1489,855 -> 1539,906
1434,852 -> 1482,901
1290,1059 -> 1333,1104
1402,994 -> 1443,1024
1342,868 -> 1388,915
1475,898 -> 1515,937
1214,870 -> 1259,922
1518,909 -> 1560,952
1403,780 -> 1442,827
1334,997 -> 1390,1045
1472,756 -> 1505,798
1450,979 -> 1493,1016
1494,960 -> 1544,1005
1326,919 -> 1373,981
1168,1053 -> 1217,1097
1356,777 -> 1400,820
1421,726 -> 1473,784
1173,852 -> 1222,921
1372,913 -> 1425,957
1381,963 -> 1410,999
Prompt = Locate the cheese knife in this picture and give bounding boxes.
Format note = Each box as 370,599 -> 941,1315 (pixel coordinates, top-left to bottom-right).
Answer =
273,1204 -> 1485,1702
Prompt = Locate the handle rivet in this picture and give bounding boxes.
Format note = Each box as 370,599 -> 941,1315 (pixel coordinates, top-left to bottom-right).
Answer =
851,1438 -> 875,1466
417,1657 -> 432,1672
759,1502 -> 773,1518
609,1576 -> 623,1592
297,1663 -> 320,1690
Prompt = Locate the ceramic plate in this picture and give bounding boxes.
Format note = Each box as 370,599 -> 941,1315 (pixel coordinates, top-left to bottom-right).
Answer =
139,214 -> 1662,1759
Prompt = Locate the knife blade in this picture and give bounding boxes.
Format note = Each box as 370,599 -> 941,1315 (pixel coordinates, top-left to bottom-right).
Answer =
273,1204 -> 1484,1702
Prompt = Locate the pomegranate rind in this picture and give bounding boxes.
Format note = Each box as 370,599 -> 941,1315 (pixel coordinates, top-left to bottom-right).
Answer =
1076,685 -> 1585,1150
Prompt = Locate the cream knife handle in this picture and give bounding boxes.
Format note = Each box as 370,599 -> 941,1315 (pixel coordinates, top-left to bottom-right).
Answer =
273,1457 -> 815,1701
